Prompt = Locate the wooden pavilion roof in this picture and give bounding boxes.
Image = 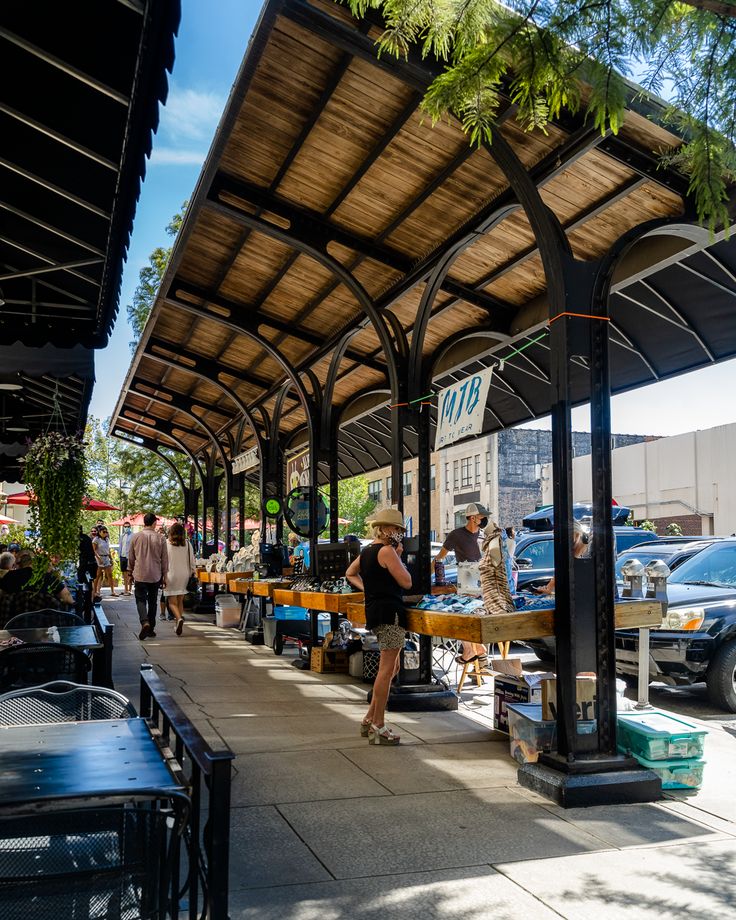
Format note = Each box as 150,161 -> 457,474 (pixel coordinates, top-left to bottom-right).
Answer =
112,0 -> 736,480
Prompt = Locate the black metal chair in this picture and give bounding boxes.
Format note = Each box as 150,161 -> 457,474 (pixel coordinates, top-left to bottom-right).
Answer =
0,643 -> 91,692
0,680 -> 136,725
5,610 -> 84,630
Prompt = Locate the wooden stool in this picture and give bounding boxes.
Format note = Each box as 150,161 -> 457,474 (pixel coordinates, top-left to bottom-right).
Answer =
457,642 -> 510,689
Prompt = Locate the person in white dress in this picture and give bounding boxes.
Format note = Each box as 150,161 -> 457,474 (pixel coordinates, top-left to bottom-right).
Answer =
164,522 -> 196,636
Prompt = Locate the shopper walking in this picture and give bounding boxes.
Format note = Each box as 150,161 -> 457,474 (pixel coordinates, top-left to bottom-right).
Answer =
128,512 -> 169,640
92,526 -> 118,598
345,508 -> 412,745
119,521 -> 133,595
163,522 -> 196,636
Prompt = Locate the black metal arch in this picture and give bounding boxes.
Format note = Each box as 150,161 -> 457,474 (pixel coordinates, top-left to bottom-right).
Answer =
129,380 -> 232,473
141,343 -> 267,453
113,428 -> 187,496
113,418 -> 205,489
205,176 -> 402,400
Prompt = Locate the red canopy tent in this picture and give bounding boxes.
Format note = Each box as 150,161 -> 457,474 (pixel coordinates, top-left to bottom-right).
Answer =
5,493 -> 119,511
0,513 -> 18,525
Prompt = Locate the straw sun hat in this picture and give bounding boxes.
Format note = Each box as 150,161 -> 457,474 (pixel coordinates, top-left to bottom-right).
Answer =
366,508 -> 406,530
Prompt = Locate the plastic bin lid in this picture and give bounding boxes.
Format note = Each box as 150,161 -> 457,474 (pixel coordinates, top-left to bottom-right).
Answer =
617,710 -> 706,737
215,594 -> 240,607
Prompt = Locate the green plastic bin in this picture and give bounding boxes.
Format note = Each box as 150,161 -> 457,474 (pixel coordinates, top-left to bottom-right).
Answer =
631,753 -> 705,790
617,710 -> 706,761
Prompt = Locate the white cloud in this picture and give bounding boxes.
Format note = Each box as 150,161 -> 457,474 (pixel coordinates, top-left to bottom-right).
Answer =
149,147 -> 208,167
159,85 -> 226,143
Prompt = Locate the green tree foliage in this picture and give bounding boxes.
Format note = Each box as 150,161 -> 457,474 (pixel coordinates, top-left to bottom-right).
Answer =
344,0 -> 736,231
126,203 -> 187,352
84,416 -> 192,524
325,476 -> 376,537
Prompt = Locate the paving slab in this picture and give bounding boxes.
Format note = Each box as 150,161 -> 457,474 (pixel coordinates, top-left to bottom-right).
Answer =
209,715 -> 424,754
228,865 -> 560,919
228,805 -> 332,890
525,801 -> 726,849
203,698 -> 367,719
386,710 -> 501,744
231,750 -> 390,806
496,836 -> 736,919
277,787 -> 605,878
182,684 -> 348,704
340,741 -> 518,794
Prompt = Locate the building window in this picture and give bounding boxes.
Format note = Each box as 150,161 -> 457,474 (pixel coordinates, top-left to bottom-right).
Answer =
386,476 -> 392,500
403,471 -> 412,497
460,457 -> 472,488
430,464 -> 436,491
453,460 -> 459,490
444,462 -> 450,491
485,450 -> 492,482
474,454 -> 481,487
368,480 -> 382,504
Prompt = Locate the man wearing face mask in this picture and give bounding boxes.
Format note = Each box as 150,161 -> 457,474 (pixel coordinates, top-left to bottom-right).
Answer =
434,503 -> 490,665
119,521 -> 133,596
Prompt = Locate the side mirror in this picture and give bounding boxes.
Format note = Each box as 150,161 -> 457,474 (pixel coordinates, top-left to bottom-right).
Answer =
516,557 -> 533,569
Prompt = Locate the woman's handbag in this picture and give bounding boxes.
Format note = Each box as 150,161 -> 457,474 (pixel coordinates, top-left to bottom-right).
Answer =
186,573 -> 198,593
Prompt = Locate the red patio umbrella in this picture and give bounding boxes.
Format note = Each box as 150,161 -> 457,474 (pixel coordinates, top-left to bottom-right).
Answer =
5,492 -> 119,511
0,513 -> 18,525
109,513 -> 177,528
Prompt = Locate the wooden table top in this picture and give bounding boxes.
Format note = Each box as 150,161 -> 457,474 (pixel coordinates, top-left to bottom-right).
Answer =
344,598 -> 663,642
272,589 -> 364,614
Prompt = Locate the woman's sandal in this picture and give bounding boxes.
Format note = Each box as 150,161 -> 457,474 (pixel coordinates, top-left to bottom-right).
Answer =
360,718 -> 373,737
368,724 -> 401,745
455,654 -> 479,665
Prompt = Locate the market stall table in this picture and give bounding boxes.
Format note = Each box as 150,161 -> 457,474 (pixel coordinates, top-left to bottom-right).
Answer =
272,589 -> 365,664
0,625 -> 111,687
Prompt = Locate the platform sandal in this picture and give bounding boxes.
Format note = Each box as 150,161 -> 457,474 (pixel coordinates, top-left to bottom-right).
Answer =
368,724 -> 400,745
360,718 -> 373,737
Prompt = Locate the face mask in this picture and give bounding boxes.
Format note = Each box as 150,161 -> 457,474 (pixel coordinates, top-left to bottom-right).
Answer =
479,516 -> 488,528
385,530 -> 403,548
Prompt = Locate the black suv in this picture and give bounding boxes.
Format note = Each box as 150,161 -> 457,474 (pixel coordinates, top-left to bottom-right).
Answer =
615,539 -> 736,712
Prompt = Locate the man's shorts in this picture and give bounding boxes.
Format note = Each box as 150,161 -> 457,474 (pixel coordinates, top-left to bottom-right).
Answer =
119,556 -> 128,573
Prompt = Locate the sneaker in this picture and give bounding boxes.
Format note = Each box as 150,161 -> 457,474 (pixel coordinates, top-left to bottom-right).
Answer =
150,629 -> 157,638
138,623 -> 151,641
159,613 -> 167,621
176,617 -> 184,636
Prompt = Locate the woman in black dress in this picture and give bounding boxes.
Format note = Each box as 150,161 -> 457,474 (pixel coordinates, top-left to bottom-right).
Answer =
345,508 -> 412,745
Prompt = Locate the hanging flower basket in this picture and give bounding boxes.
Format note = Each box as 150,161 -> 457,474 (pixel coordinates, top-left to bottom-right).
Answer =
21,431 -> 87,568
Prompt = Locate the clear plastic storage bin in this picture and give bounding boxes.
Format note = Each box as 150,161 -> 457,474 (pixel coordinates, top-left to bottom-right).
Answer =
617,710 -> 706,761
632,753 -> 706,790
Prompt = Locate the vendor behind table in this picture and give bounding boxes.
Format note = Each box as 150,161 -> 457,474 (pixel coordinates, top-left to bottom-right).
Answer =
433,503 -> 489,666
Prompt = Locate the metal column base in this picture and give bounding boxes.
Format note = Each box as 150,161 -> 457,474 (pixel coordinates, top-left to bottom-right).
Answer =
367,682 -> 458,712
518,758 -> 662,808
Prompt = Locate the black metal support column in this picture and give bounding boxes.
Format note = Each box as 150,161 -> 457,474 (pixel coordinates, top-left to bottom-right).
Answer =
238,476 -> 246,548
520,256 -> 660,805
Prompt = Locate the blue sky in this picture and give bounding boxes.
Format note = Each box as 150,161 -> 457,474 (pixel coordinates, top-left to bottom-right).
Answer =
91,0 -> 736,440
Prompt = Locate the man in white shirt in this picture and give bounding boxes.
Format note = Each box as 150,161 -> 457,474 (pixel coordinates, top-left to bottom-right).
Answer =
119,520 -> 133,596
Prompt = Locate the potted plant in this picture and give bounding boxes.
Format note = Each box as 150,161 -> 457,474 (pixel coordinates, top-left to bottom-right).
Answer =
21,431 -> 87,581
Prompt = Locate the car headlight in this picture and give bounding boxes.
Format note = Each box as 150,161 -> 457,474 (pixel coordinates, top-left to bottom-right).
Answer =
658,607 -> 706,631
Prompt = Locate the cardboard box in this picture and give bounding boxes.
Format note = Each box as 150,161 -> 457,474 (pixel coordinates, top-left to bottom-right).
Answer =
493,671 -> 555,732
541,676 -> 597,721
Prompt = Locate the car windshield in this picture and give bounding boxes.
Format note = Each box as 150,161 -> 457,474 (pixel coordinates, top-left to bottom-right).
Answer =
668,542 -> 736,589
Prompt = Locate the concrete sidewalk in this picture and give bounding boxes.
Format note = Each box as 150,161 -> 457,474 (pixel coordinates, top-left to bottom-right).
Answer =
102,592 -> 736,919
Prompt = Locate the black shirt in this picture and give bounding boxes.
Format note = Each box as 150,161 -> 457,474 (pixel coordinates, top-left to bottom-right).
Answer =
442,526 -> 482,562
359,543 -> 407,630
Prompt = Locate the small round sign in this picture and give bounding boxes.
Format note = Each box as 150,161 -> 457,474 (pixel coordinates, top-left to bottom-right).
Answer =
265,497 -> 282,518
285,487 -> 328,538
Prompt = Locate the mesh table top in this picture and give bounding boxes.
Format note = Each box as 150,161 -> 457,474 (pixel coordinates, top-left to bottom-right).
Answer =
0,626 -> 102,650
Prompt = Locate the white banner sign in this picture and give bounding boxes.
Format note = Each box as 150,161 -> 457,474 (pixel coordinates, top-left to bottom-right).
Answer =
434,366 -> 494,450
232,447 -> 259,474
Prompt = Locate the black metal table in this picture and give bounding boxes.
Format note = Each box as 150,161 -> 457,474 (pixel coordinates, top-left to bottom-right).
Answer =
0,718 -> 188,919
0,625 -> 110,687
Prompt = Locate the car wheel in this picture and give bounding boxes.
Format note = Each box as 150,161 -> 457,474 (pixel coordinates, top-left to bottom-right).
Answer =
706,640 -> 736,712
272,634 -> 284,655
